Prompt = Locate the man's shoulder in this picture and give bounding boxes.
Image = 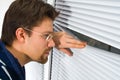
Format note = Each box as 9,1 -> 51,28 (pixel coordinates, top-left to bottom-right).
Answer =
0,40 -> 7,55
0,59 -> 12,80
0,41 -> 11,67
0,59 -> 21,80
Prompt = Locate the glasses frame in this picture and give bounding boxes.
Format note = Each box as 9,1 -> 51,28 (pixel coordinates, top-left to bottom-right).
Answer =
23,28 -> 53,41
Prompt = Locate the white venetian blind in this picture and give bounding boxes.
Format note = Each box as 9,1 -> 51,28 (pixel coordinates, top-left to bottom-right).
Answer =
54,0 -> 120,49
49,0 -> 120,80
50,23 -> 120,80
51,46 -> 120,80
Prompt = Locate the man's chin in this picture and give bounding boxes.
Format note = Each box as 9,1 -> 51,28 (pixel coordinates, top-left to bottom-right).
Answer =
39,58 -> 48,64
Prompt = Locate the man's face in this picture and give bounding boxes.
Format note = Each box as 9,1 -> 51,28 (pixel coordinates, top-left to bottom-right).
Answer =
24,18 -> 55,64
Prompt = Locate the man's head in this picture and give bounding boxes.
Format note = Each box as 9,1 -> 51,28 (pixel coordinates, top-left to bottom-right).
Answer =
1,0 -> 59,64
1,0 -> 59,46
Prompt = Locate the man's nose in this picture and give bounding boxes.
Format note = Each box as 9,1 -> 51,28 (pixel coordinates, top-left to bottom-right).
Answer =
48,39 -> 55,47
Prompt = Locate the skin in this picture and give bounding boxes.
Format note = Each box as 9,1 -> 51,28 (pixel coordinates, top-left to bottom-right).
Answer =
6,17 -> 87,66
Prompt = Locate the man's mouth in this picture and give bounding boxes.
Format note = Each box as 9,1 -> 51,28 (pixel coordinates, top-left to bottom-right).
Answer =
44,48 -> 52,55
44,50 -> 51,56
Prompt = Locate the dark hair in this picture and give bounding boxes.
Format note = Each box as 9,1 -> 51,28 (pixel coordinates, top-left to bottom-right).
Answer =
1,0 -> 59,46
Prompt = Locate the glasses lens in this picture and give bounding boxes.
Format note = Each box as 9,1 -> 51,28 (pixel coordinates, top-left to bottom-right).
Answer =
46,34 -> 53,41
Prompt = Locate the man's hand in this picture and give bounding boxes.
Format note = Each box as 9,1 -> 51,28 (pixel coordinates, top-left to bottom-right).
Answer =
53,31 -> 87,56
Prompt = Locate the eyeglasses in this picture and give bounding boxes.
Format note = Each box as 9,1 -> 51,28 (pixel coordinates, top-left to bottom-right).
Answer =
23,28 -> 53,41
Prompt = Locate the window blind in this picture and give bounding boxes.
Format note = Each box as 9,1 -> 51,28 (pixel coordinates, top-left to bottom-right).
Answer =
54,0 -> 120,49
51,46 -> 120,80
50,22 -> 120,80
49,0 -> 120,80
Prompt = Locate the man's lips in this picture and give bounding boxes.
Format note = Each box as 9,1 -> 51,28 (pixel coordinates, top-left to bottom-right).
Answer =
44,50 -> 50,55
44,48 -> 52,55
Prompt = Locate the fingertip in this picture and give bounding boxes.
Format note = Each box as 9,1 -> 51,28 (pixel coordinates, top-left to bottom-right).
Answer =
69,53 -> 73,56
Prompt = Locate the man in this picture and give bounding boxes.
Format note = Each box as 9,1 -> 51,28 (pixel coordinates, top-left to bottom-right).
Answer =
0,0 -> 86,80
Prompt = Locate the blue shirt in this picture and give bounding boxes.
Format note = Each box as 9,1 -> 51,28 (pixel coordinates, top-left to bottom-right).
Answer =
0,40 -> 25,80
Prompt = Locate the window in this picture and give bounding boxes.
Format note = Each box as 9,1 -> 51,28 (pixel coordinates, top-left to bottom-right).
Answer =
49,0 -> 120,80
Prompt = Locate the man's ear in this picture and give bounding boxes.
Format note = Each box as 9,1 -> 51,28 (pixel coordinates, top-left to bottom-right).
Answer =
15,28 -> 26,42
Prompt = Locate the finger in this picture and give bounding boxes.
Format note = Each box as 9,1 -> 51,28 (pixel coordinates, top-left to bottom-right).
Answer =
59,42 -> 87,48
59,48 -> 73,56
65,34 -> 75,39
66,38 -> 86,44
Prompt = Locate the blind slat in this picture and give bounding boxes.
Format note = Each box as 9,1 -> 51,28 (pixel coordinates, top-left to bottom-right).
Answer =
56,1 -> 120,14
57,11 -> 120,29
56,14 -> 120,35
56,0 -> 120,7
56,5 -> 120,22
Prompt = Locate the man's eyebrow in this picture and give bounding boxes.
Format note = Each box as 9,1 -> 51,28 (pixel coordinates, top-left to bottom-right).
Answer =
42,31 -> 54,34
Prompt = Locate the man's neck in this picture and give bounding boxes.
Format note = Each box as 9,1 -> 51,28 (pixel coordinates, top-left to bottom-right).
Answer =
6,45 -> 31,66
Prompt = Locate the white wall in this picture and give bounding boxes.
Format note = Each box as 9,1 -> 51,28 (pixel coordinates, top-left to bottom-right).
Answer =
0,0 -> 14,36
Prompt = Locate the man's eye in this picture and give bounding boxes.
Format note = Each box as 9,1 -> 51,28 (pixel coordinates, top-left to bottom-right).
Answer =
43,34 -> 49,38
